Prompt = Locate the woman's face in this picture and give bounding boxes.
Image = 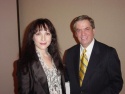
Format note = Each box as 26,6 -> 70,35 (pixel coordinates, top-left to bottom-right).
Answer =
33,26 -> 52,52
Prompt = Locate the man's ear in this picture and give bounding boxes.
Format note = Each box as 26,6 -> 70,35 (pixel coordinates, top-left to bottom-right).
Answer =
74,31 -> 77,38
93,29 -> 95,34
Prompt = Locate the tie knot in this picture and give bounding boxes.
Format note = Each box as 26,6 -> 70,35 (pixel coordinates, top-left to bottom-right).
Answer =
81,49 -> 87,58
83,49 -> 87,54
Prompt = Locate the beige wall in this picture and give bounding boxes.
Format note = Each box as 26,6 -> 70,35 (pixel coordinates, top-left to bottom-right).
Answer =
18,0 -> 124,94
0,0 -> 19,94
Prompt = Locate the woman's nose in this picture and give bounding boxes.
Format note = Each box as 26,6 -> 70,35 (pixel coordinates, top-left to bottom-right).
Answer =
41,35 -> 45,41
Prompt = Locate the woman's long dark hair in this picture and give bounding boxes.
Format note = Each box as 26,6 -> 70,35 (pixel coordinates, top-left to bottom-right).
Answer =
19,18 -> 63,74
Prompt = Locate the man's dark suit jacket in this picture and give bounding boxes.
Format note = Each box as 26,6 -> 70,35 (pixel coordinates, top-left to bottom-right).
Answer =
17,60 -> 66,94
64,40 -> 123,94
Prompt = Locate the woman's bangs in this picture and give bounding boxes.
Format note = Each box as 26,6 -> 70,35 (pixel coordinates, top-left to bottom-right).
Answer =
34,23 -> 49,33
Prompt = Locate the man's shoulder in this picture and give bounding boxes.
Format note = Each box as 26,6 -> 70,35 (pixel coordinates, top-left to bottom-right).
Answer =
95,40 -> 115,51
66,44 -> 80,52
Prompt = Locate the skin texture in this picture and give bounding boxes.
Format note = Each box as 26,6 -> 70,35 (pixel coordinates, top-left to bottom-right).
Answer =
75,20 -> 95,48
33,26 -> 52,52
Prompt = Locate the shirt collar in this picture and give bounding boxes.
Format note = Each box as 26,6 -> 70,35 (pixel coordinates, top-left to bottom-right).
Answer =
80,38 -> 95,55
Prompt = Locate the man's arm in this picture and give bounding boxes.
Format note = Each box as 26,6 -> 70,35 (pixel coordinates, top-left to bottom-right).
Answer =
101,48 -> 123,94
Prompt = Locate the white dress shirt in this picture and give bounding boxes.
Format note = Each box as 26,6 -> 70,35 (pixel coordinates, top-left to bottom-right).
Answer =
80,38 -> 95,62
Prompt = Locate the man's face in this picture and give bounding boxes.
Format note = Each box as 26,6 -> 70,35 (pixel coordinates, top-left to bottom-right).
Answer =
75,20 -> 95,48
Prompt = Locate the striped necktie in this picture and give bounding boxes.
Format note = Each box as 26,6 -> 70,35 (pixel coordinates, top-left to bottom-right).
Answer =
79,49 -> 88,86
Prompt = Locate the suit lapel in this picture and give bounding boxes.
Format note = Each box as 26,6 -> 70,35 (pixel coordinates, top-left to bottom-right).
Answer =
31,61 -> 48,84
82,40 -> 101,86
31,61 -> 50,94
73,44 -> 81,85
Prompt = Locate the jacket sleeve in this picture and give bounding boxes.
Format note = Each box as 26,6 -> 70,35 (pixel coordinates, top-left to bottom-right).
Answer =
17,61 -> 31,94
64,50 -> 70,82
100,48 -> 123,94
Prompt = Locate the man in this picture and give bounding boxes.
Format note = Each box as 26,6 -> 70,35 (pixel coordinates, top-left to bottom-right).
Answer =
64,15 -> 123,94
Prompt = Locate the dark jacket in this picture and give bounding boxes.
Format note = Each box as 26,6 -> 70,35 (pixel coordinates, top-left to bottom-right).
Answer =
64,40 -> 123,94
17,60 -> 66,94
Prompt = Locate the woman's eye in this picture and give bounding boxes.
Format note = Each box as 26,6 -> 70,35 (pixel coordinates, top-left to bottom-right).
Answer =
35,32 -> 40,35
46,32 -> 51,35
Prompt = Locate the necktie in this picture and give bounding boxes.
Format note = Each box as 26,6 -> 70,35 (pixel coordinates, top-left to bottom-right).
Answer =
79,49 -> 88,86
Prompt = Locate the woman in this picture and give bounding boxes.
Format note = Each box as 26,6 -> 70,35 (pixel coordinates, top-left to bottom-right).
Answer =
17,18 -> 66,94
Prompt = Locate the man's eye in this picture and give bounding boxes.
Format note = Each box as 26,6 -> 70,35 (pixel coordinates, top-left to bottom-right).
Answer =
76,29 -> 81,32
85,28 -> 90,30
